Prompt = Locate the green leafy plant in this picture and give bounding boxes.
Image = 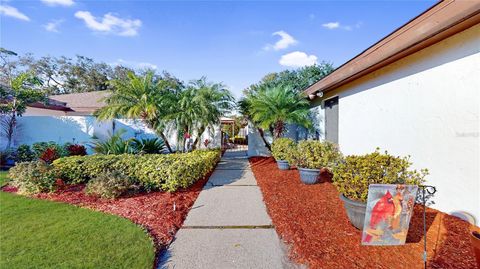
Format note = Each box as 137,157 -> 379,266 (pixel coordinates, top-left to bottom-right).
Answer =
53,149 -> 221,192
332,149 -> 428,203
131,138 -> 166,154
32,142 -> 68,159
294,140 -> 342,169
89,130 -> 135,155
271,138 -> 296,163
8,161 -> 57,194
16,144 -> 35,162
85,170 -> 137,199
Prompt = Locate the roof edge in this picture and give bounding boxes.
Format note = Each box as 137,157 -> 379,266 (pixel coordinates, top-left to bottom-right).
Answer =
304,0 -> 480,96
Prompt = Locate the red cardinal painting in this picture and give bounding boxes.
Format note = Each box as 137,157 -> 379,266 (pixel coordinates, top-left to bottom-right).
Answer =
363,190 -> 395,243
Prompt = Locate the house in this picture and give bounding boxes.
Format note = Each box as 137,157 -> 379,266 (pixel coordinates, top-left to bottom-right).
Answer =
302,1 -> 479,221
1,91 -> 220,151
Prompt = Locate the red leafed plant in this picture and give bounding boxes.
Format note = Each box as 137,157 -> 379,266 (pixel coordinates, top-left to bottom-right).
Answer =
203,139 -> 210,147
39,147 -> 59,164
67,144 -> 87,156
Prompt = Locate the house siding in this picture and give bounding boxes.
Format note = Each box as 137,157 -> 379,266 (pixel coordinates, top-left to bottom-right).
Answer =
316,24 -> 479,221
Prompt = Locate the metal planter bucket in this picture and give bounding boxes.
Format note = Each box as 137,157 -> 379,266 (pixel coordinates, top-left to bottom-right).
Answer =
339,194 -> 367,230
276,160 -> 290,170
298,167 -> 320,184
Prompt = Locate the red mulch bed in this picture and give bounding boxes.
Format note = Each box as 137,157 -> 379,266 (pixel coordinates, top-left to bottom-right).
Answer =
2,172 -> 212,268
249,157 -> 479,269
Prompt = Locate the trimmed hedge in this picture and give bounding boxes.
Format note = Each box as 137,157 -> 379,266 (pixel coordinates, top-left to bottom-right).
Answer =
271,138 -> 296,164
53,149 -> 221,192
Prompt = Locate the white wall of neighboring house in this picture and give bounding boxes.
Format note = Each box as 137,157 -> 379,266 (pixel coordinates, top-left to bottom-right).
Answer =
318,25 -> 480,221
1,113 -> 222,153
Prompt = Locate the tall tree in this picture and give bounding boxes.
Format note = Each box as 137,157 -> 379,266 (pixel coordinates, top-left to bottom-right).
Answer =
0,72 -> 45,148
94,71 -> 180,153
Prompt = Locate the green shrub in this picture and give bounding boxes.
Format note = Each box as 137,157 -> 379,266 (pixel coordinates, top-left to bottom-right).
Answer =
332,149 -> 428,203
8,161 -> 57,194
90,130 -> 135,155
271,138 -> 296,163
294,140 -> 342,169
16,144 -> 35,162
53,149 -> 221,192
131,138 -> 166,154
32,141 -> 68,159
85,170 -> 137,199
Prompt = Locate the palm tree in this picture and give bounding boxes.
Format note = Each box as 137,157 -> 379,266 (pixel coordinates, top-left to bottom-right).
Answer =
94,72 -> 179,153
169,77 -> 234,150
243,86 -> 311,140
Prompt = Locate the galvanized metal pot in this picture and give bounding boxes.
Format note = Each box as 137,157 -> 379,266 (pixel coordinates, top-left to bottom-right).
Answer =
339,194 -> 367,230
276,160 -> 290,170
297,167 -> 321,184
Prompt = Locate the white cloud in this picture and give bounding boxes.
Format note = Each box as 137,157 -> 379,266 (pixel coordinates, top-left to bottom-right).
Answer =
322,21 -> 362,31
74,11 -> 142,37
41,0 -> 74,7
0,5 -> 30,21
279,51 -> 317,68
44,19 -> 63,32
112,59 -> 158,70
264,30 -> 298,51
322,22 -> 340,30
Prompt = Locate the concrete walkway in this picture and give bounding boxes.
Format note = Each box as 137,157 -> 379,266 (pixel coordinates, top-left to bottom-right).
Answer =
159,150 -> 291,269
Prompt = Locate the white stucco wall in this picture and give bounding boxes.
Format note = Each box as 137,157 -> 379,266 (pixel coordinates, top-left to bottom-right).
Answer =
1,115 -> 222,153
247,121 -> 271,157
333,25 -> 480,221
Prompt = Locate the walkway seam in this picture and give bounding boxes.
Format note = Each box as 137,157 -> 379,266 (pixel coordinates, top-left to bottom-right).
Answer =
181,225 -> 274,229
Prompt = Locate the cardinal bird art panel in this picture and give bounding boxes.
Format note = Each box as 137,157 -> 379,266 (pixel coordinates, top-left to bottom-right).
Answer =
361,184 -> 418,246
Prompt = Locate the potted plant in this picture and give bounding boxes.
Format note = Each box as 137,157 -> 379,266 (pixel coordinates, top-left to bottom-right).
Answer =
472,230 -> 480,266
271,138 -> 296,170
294,140 -> 341,184
333,149 -> 428,229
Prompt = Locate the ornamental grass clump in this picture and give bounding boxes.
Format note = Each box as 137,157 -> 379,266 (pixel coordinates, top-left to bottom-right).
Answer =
271,138 -> 296,163
333,149 -> 428,203
8,161 -> 57,194
294,140 -> 342,170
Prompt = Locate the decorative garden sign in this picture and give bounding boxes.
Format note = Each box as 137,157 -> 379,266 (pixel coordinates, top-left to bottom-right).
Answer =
362,184 -> 418,246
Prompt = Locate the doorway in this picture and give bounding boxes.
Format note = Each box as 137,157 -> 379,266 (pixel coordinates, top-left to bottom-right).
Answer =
324,96 -> 339,144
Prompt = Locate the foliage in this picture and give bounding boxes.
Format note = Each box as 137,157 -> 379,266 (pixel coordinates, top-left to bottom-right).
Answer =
39,148 -> 60,164
294,140 -> 342,169
271,138 -> 296,163
332,149 -> 428,203
243,86 -> 312,138
0,72 -> 45,148
53,149 -> 221,191
95,72 -> 181,153
131,137 -> 166,154
85,170 -> 138,199
32,141 -> 68,159
0,189 -> 154,269
66,144 -> 87,156
16,144 -> 35,162
89,130 -> 135,155
245,63 -> 334,95
8,161 -> 57,194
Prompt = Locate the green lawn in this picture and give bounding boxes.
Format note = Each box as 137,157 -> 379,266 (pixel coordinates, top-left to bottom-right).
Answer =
0,171 -> 155,269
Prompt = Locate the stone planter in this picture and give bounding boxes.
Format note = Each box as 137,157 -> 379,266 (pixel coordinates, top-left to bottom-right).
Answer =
276,160 -> 290,170
298,167 -> 321,184
339,194 -> 367,230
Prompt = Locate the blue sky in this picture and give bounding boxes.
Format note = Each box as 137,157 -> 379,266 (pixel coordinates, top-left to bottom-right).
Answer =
1,0 -> 436,97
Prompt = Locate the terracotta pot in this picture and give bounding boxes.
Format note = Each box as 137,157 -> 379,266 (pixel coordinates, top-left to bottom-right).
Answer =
472,231 -> 480,267
298,167 -> 320,184
339,194 -> 366,230
276,160 -> 290,170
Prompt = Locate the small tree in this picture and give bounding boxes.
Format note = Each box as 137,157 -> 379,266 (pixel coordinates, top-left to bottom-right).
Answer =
0,72 -> 45,149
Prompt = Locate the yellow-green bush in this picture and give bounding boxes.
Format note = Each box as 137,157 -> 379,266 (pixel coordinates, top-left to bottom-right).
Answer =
53,149 -> 221,192
294,140 -> 342,169
271,138 -> 296,163
8,161 -> 57,194
333,149 -> 428,202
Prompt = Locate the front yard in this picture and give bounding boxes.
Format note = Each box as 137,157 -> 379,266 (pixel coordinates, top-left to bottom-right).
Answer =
0,171 -> 155,269
250,157 -> 478,269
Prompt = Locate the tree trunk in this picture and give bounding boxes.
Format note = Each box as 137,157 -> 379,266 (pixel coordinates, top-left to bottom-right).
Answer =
192,126 -> 206,150
158,132 -> 173,153
258,128 -> 271,151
